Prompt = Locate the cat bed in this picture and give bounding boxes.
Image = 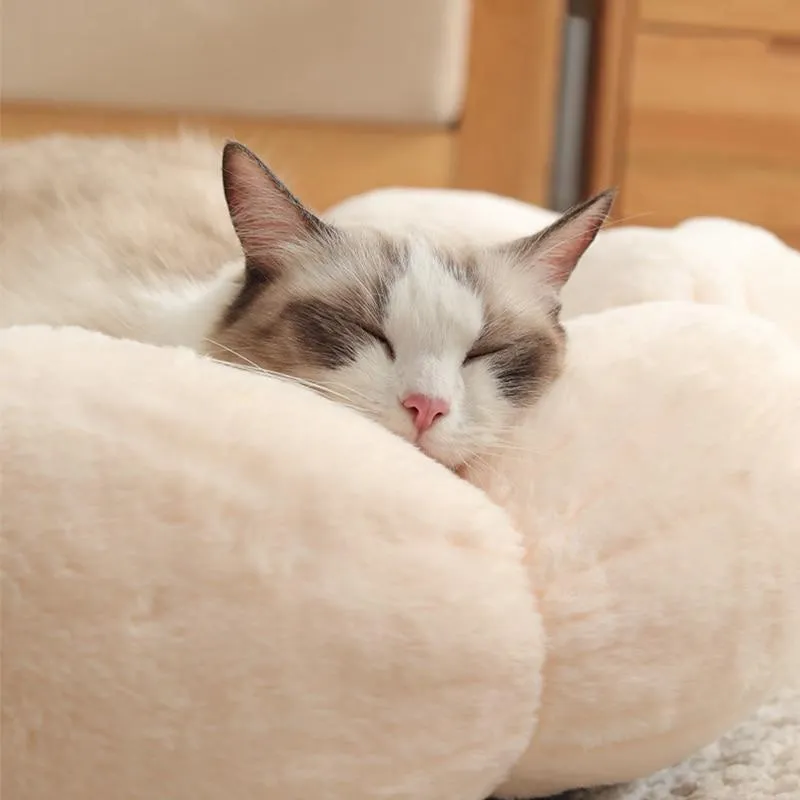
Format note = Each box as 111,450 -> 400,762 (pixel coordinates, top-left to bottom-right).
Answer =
3,300 -> 799,800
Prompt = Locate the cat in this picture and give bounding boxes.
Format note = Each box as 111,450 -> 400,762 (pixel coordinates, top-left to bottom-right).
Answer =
212,142 -> 614,467
0,134 -> 244,347
0,134 -> 614,467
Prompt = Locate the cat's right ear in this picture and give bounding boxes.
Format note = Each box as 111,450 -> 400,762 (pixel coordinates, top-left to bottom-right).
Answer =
222,141 -> 331,277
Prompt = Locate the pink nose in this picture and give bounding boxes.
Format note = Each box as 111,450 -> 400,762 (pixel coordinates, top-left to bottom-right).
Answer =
402,393 -> 450,434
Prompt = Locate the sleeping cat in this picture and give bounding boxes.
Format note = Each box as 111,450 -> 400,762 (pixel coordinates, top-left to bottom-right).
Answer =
212,143 -> 614,467
0,135 -> 614,467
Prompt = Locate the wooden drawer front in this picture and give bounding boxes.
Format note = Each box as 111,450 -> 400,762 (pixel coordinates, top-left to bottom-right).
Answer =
640,0 -> 800,38
620,31 -> 800,248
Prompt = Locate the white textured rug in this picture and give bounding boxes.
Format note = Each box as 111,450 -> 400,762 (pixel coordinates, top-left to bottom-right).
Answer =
559,689 -> 800,800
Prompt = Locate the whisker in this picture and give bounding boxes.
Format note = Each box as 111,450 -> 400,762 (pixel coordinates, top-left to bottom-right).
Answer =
204,349 -> 375,409
204,337 -> 265,373
602,210 -> 656,228
533,208 -> 656,266
487,442 -> 539,456
464,452 -> 508,487
205,338 -> 382,407
317,380 -> 374,404
315,385 -> 373,408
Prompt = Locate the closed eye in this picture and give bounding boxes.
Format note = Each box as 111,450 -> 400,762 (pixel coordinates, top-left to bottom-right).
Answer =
463,345 -> 507,365
358,323 -> 396,360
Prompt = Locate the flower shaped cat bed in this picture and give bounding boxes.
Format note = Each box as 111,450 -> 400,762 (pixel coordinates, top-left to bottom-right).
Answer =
3,298 -> 799,799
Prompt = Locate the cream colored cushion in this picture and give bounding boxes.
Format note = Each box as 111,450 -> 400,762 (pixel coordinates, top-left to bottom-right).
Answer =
3,301 -> 799,799
2,325 -> 541,800
1,0 -> 471,124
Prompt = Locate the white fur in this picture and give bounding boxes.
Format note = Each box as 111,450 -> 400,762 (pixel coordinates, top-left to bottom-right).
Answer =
0,255 -> 242,347
0,134 -> 242,347
332,240 -> 497,465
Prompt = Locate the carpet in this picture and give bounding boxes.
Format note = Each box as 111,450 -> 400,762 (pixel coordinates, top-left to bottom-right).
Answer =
560,689 -> 800,800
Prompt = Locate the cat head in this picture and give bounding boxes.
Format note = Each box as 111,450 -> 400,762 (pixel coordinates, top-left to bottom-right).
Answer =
212,141 -> 615,468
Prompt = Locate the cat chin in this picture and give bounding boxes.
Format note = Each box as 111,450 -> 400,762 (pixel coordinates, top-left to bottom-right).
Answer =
384,424 -> 460,469
414,435 -> 469,471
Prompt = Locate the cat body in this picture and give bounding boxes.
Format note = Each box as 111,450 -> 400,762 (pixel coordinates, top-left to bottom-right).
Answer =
0,134 -> 613,467
0,134 -> 242,347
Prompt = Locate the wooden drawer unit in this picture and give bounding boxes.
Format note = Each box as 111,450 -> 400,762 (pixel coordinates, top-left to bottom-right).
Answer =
640,0 -> 800,36
590,1 -> 800,249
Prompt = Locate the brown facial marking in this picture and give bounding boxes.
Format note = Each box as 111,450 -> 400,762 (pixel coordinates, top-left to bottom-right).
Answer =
487,330 -> 563,406
435,247 -> 480,291
220,260 -> 274,328
283,297 -> 373,369
378,235 -> 408,268
372,234 -> 409,312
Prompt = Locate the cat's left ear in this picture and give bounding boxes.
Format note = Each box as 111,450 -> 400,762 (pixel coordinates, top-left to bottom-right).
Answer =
221,141 -> 332,272
499,188 -> 616,290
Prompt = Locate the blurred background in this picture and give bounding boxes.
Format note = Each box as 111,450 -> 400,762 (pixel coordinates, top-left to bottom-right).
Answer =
2,0 -> 798,246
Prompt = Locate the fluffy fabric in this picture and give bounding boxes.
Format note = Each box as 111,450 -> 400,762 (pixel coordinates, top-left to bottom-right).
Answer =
560,218 -> 800,341
4,169 -> 800,798
1,326 -> 542,800
327,186 -> 559,246
3,301 -> 799,799
474,303 -> 800,797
